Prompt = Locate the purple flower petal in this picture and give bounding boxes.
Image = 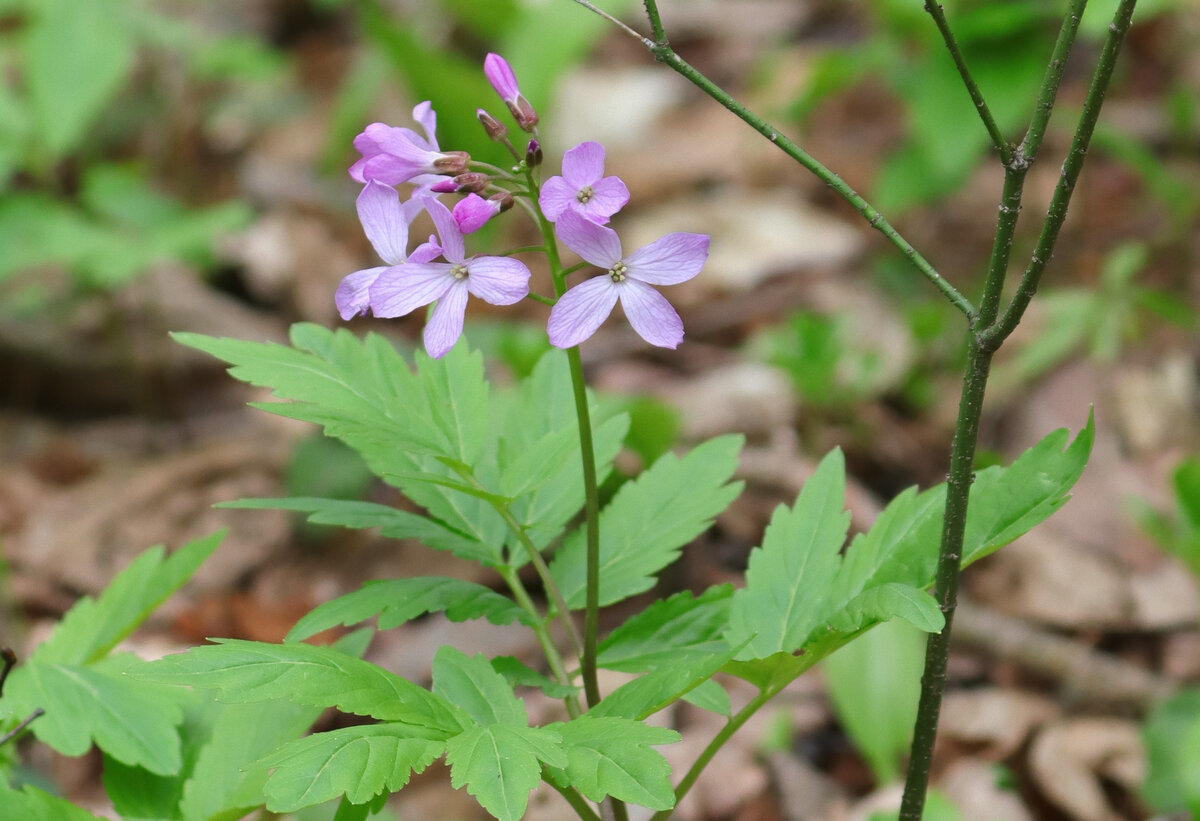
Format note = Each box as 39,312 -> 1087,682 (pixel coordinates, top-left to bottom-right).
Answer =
423,198 -> 465,263
453,193 -> 500,234
369,263 -> 454,318
410,236 -> 442,264
625,232 -> 710,285
562,141 -> 605,187
582,176 -> 630,223
335,266 -> 390,319
619,279 -> 685,348
465,257 -> 531,305
356,181 -> 409,266
423,281 -> 470,358
538,176 -> 577,222
547,275 -> 619,349
411,101 -> 438,149
555,212 -> 622,268
484,53 -> 520,103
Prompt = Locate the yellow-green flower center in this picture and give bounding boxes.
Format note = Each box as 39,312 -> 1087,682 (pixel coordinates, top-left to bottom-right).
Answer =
576,185 -> 594,204
451,264 -> 469,280
609,261 -> 628,283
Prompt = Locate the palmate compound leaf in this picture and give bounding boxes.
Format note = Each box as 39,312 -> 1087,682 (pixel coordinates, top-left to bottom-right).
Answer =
258,724 -> 446,812
446,723 -> 566,821
545,716 -> 680,810
174,326 -> 510,558
550,435 -> 744,608
287,577 -> 533,642
130,639 -> 465,735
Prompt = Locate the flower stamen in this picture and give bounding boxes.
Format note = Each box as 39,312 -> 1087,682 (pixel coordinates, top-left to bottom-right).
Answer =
576,185 -> 595,204
609,261 -> 628,283
451,264 -> 469,280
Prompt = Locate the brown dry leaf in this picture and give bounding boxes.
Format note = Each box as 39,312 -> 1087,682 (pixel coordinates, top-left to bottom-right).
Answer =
939,758 -> 1033,821
940,688 -> 1060,760
1027,718 -> 1145,821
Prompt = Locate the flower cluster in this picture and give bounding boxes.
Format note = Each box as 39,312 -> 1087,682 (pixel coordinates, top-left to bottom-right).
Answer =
337,53 -> 709,357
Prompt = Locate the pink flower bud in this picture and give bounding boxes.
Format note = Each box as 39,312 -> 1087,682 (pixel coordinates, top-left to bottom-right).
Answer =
483,52 -> 539,132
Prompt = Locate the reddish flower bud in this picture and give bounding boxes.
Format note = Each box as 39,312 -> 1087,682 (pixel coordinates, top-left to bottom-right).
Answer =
476,108 -> 508,142
524,139 -> 542,168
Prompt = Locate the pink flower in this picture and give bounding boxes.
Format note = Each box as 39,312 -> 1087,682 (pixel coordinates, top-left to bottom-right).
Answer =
452,193 -> 501,234
483,53 -> 538,131
370,198 -> 531,358
349,102 -> 468,186
548,212 -> 709,349
539,141 -> 629,225
336,180 -> 440,320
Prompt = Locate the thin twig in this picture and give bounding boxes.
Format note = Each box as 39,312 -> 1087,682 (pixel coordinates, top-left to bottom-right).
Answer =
1018,0 -> 1091,164
569,0 -> 654,47
922,0 -> 1012,164
0,709 -> 44,747
0,648 -> 15,697
982,0 -> 1139,350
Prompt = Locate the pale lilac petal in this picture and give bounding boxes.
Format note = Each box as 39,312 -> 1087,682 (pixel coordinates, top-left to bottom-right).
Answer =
423,281 -> 470,358
356,181 -> 409,265
423,198 -> 465,263
619,279 -> 685,348
412,101 -> 438,149
625,232 -> 710,285
484,53 -> 520,103
538,176 -> 577,222
554,212 -> 622,268
369,263 -> 454,318
359,152 -> 426,186
410,237 -> 442,264
465,257 -> 531,305
453,194 -> 500,234
582,176 -> 630,223
547,276 -> 619,349
561,141 -> 605,187
335,266 -> 390,319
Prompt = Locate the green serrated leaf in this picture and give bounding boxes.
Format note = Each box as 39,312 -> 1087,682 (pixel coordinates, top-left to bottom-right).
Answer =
33,532 -> 223,666
222,497 -> 498,566
259,724 -> 445,812
591,646 -> 741,721
490,656 -> 579,700
131,640 -> 463,734
680,678 -> 731,717
6,659 -> 182,773
828,583 -> 944,634
432,647 -> 527,728
0,785 -> 106,820
728,450 -> 851,659
446,724 -> 564,821
597,585 -> 734,672
288,577 -> 532,642
545,716 -> 679,809
551,435 -> 744,608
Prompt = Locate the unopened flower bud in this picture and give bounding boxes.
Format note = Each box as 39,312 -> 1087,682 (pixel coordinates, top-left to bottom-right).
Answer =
488,192 -> 515,214
476,108 -> 508,142
524,139 -> 542,168
453,172 -> 491,194
430,179 -> 459,193
509,98 -> 539,132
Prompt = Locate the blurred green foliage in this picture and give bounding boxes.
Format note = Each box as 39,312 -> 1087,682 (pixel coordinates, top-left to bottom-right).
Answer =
792,0 -> 1186,213
0,0 -> 279,303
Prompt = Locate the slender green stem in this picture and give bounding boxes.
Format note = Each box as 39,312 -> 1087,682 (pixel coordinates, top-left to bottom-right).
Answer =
1019,0 -> 1091,164
898,340 -> 992,820
547,779 -> 603,821
648,688 -> 775,821
642,0 -> 666,43
983,0 -> 1138,350
922,1 -> 1012,164
499,566 -> 582,718
561,261 -> 591,278
0,708 -> 44,747
611,19 -> 974,319
526,292 -> 557,306
901,3 -> 1138,816
523,166 -> 606,711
